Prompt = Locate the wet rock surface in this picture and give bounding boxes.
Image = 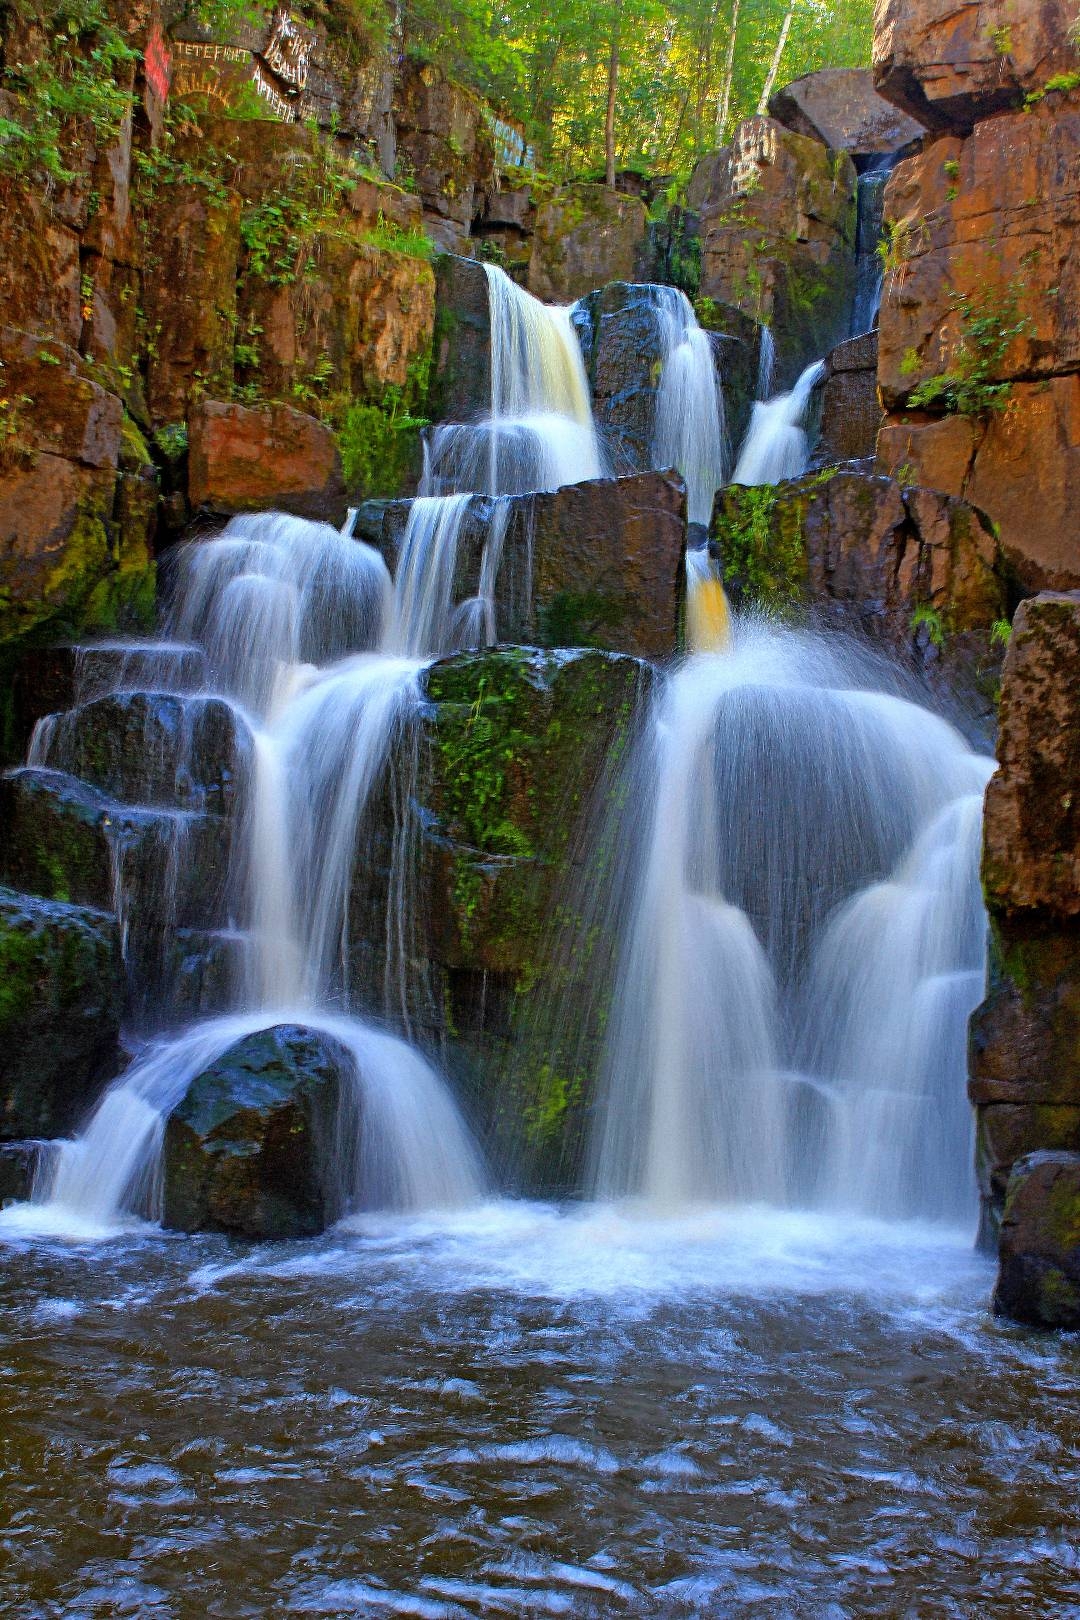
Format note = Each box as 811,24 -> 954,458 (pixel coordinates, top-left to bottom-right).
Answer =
972,593 -> 1080,1273
713,467 -> 1005,722
818,332 -> 882,465
0,886 -> 121,1140
995,1151 -> 1080,1329
163,1024 -> 355,1239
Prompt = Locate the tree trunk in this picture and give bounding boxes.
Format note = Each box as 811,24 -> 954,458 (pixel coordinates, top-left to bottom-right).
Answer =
605,0 -> 623,188
716,0 -> 740,143
757,1 -> 796,116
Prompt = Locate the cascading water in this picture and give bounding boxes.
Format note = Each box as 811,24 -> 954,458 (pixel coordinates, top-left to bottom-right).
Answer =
851,154 -> 898,337
4,267 -> 617,1239
647,285 -> 728,529
590,624 -> 993,1221
423,265 -> 604,499
731,358 -> 827,486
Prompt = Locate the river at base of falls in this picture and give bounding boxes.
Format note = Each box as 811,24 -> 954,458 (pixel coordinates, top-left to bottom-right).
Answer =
3,1206 -> 1079,1619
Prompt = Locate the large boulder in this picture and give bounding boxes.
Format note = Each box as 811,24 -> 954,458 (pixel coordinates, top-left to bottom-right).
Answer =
713,467 -> 1006,721
690,117 -> 857,385
363,472 -> 686,659
408,648 -> 652,1190
187,399 -> 346,524
874,0 -> 1078,135
994,1152 -> 1080,1329
970,593 -> 1080,1247
769,67 -> 924,156
163,1024 -> 356,1238
527,185 -> 649,304
0,886 -> 122,1140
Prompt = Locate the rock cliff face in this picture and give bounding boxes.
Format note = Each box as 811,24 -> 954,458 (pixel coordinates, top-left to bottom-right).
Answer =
969,593 -> 1080,1314
874,0 -> 1077,134
874,72 -> 1080,593
690,117 -> 858,385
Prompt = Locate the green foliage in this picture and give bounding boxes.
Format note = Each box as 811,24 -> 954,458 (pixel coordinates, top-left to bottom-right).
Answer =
359,214 -> 436,259
1025,71 -> 1080,107
990,617 -> 1013,649
337,388 -> 430,499
716,483 -> 806,612
907,283 -> 1032,419
910,603 -> 946,648
0,0 -> 136,183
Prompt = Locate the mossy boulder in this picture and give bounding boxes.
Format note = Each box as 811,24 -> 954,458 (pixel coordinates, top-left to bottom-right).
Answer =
408,646 -> 652,1190
995,1151 -> 1080,1329
527,184 -> 649,304
713,467 -> 1006,725
0,886 -> 122,1140
163,1024 -> 355,1238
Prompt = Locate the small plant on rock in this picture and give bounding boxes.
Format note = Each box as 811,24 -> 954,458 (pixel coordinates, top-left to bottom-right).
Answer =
907,282 -> 1031,419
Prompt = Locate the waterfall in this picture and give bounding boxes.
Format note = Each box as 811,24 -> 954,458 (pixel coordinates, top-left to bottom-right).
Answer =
423,265 -> 603,498
590,625 -> 993,1220
851,154 -> 898,337
8,267 -> 616,1237
757,326 -> 777,401
648,285 -> 728,528
732,359 -> 826,486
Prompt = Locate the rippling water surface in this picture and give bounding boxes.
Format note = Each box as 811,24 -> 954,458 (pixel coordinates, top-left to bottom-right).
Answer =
3,1204 -> 1080,1617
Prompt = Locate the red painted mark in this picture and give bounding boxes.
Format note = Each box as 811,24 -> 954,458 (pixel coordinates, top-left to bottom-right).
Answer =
145,24 -> 172,104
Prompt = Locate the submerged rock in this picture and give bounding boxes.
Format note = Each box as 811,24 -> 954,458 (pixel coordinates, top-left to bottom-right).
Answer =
163,1024 -> 356,1239
0,886 -> 121,1140
995,1152 -> 1080,1329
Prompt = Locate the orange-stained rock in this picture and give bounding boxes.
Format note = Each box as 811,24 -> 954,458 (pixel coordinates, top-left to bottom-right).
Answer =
877,96 -> 1080,409
877,378 -> 1080,594
689,117 -> 856,384
0,179 -> 82,350
982,591 -> 1080,919
187,399 -> 345,523
874,0 -> 1077,134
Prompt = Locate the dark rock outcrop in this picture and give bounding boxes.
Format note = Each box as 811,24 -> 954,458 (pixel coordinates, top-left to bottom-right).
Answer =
0,886 -> 121,1140
404,647 -> 652,1190
818,332 -> 883,464
995,1152 -> 1080,1329
769,67 -> 924,156
163,1023 -> 355,1238
428,254 -> 492,423
970,593 -> 1080,1256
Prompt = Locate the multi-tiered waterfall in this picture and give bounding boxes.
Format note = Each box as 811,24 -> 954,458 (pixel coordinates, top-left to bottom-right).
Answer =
4,268 -> 607,1238
1,262 -> 993,1247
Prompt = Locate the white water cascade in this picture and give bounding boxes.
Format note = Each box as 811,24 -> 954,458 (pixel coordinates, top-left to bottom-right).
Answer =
423,264 -> 604,499
7,268 -> 616,1238
648,285 -> 728,528
591,625 -> 993,1222
732,358 -> 826,486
